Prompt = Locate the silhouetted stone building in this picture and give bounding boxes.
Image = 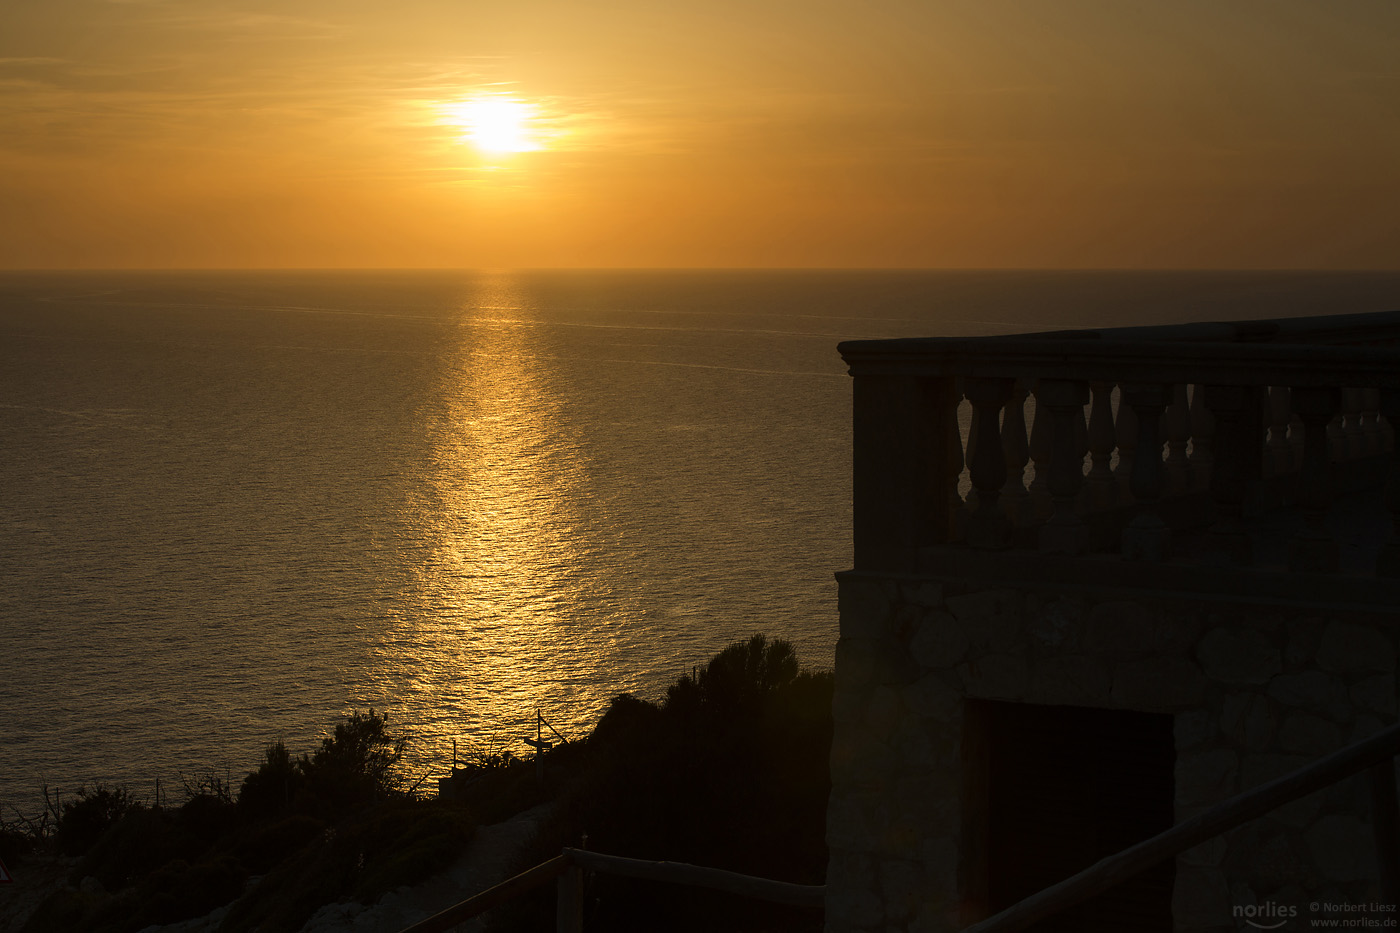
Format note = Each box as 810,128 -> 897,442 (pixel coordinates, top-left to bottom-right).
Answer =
826,312 -> 1400,932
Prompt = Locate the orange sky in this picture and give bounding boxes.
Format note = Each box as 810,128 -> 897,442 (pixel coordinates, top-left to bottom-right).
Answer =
3,0 -> 1398,269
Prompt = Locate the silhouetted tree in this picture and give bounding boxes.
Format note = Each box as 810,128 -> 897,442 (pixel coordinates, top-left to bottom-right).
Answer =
298,709 -> 407,812
238,740 -> 303,818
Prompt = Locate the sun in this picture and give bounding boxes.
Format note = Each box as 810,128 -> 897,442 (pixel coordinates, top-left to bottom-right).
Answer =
445,97 -> 539,154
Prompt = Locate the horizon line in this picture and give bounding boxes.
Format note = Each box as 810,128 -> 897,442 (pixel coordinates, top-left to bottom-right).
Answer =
4,266 -> 1400,275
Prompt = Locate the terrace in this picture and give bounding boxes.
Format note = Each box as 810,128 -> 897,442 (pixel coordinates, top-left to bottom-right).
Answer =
827,310 -> 1400,932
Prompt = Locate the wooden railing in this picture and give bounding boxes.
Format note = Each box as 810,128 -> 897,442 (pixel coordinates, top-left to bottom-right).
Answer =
840,311 -> 1400,577
961,721 -> 1400,933
398,847 -> 824,933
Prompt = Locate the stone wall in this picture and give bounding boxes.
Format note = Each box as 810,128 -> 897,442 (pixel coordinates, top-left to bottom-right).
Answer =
826,570 -> 1399,933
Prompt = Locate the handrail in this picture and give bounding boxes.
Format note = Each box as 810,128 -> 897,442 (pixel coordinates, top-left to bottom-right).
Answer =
562,848 -> 825,908
961,721 -> 1400,933
396,846 -> 824,933
399,853 -> 570,933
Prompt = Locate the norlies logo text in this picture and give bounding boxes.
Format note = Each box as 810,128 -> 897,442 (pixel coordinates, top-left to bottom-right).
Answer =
1235,901 -> 1299,930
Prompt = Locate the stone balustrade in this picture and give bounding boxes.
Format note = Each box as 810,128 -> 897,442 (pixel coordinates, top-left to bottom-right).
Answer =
827,310 -> 1400,933
841,311 -> 1400,596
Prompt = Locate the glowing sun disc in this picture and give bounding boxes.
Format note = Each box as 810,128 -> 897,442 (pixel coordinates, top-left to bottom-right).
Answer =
451,97 -> 538,154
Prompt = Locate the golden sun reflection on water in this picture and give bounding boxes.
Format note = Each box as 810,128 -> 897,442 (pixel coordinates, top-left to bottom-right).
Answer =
371,275 -> 629,773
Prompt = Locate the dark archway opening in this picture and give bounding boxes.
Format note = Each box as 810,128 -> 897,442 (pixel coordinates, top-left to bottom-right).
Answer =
963,700 -> 1176,931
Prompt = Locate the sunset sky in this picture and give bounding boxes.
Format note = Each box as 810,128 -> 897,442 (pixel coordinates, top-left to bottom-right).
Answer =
3,0 -> 1398,270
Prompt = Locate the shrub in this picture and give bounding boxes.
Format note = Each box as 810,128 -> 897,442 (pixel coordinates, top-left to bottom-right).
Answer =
494,635 -> 832,933
55,784 -> 141,856
298,709 -> 407,813
238,741 -> 303,819
0,802 -> 45,862
180,791 -> 239,847
665,634 -> 800,718
0,825 -> 33,863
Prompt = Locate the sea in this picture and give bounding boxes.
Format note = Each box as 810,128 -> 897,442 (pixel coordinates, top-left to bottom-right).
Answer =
3,269 -> 1399,813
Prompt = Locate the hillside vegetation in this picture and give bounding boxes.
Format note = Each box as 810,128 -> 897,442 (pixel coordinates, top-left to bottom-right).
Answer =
2,635 -> 832,933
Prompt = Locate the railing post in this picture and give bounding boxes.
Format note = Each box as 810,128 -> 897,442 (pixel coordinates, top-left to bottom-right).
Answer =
1202,384 -> 1254,565
1036,379 -> 1090,554
850,372 -> 956,570
1370,760 -> 1400,909
556,854 -> 584,933
965,377 -> 1015,548
1378,387 -> 1400,577
1119,383 -> 1172,561
1289,385 -> 1342,573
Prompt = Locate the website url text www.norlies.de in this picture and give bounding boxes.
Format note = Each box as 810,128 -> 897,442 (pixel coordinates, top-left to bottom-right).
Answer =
1310,919 -> 1398,928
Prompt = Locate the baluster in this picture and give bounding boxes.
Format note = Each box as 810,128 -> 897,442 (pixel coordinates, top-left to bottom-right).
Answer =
1289,386 -> 1342,573
1028,387 -> 1054,521
1001,382 -> 1032,526
1119,383 -> 1172,561
1202,385 -> 1254,565
1379,388 -> 1400,577
1114,390 -> 1138,506
948,392 -> 967,542
1074,393 -> 1089,479
1084,382 -> 1118,511
964,377 -> 1015,548
1164,383 -> 1192,496
1343,388 -> 1366,461
1267,385 -> 1294,478
1382,395 -> 1398,454
1188,383 -> 1215,492
1361,388 -> 1382,457
1254,383 -> 1276,512
964,395 -> 980,514
1327,412 -> 1345,463
1036,379 -> 1091,554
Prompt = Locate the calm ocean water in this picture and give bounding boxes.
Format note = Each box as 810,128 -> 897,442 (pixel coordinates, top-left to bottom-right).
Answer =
3,269 -> 1398,811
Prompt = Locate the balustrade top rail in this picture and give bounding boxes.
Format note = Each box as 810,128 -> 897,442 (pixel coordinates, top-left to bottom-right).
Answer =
840,330 -> 1400,387
840,310 -> 1400,587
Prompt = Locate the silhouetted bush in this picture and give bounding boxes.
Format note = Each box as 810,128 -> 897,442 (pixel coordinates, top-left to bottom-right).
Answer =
180,791 -> 239,847
591,692 -> 664,748
0,822 -> 37,862
55,784 -> 141,856
298,709 -> 408,814
237,740 -> 303,819
684,633 -> 800,713
237,710 -> 408,820
494,634 -> 832,933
